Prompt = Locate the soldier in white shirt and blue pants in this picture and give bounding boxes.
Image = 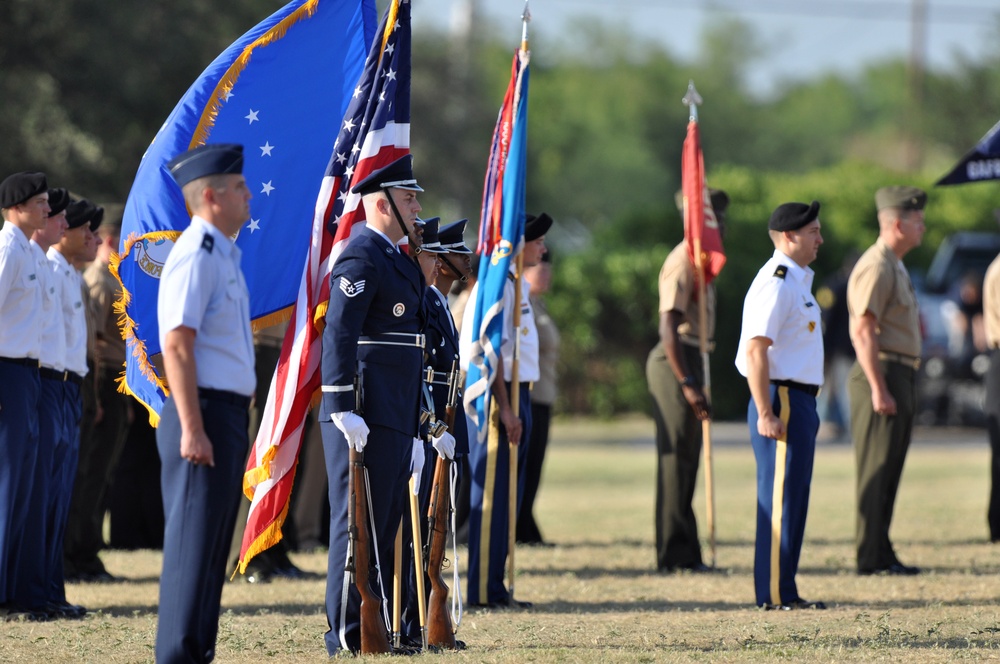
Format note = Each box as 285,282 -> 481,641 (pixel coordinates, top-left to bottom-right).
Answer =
736,201 -> 826,611
0,172 -> 48,619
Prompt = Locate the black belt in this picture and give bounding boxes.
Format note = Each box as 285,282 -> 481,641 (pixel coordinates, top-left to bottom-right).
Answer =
198,388 -> 252,410
0,356 -> 40,368
39,367 -> 84,385
771,379 -> 819,397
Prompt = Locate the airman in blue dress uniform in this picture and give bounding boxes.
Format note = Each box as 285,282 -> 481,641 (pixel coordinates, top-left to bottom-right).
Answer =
735,201 -> 826,611
319,154 -> 430,655
155,143 -> 255,663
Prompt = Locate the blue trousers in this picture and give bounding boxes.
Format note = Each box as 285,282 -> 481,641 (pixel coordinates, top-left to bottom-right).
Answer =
155,394 -> 248,664
13,376 -> 63,609
322,421 -> 410,655
48,380 -> 81,604
466,382 -> 531,605
0,363 -> 40,605
748,384 -> 818,607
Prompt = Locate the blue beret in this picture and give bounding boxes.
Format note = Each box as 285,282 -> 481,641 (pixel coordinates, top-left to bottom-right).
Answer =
769,201 -> 820,232
350,154 -> 423,195
0,172 -> 47,209
439,219 -> 473,254
167,143 -> 244,187
525,212 -> 553,241
47,188 -> 71,217
66,199 -> 99,230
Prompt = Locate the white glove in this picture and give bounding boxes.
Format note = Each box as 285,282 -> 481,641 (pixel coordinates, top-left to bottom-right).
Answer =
410,437 -> 425,494
332,411 -> 369,452
431,431 -> 456,460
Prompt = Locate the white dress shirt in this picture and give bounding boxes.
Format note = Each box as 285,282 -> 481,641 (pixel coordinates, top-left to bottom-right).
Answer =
30,240 -> 65,370
735,249 -> 824,386
0,223 -> 43,359
48,246 -> 88,377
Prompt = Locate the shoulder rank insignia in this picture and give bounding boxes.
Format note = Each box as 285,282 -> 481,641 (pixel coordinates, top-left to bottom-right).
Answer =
773,265 -> 788,279
201,233 -> 214,253
339,277 -> 365,298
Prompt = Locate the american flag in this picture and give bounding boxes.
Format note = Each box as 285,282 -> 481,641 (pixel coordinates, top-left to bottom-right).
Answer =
238,0 -> 412,572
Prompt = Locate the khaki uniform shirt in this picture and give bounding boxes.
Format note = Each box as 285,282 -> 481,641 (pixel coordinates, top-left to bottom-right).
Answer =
984,253 -> 1000,349
847,238 -> 921,357
657,243 -> 715,344
84,259 -> 127,370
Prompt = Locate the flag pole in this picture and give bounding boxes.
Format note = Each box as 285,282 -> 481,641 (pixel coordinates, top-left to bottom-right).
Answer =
682,81 -> 717,569
508,0 -> 531,602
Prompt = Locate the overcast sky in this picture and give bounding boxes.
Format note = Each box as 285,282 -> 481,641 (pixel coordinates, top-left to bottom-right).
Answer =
411,0 -> 999,93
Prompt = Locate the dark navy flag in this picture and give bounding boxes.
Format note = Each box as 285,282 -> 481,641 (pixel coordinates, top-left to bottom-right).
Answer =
112,0 -> 376,423
937,118 -> 1000,186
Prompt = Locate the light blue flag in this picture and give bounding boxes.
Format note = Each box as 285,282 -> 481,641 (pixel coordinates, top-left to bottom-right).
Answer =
464,50 -> 530,441
114,0 -> 376,423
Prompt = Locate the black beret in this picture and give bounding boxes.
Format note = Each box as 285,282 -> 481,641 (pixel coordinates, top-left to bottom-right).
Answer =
47,188 -> 71,217
439,219 -> 473,254
417,217 -> 446,253
525,212 -> 553,241
769,200 -> 820,232
167,143 -> 244,188
66,199 -> 98,230
91,205 -> 104,231
351,154 -> 423,195
875,186 -> 926,212
0,172 -> 47,209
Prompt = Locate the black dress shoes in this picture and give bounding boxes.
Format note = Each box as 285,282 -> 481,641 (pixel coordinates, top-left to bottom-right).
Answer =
762,598 -> 827,611
858,562 -> 921,576
472,596 -> 533,610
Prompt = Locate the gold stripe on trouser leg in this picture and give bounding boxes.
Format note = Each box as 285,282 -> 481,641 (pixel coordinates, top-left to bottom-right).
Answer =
770,386 -> 792,606
479,398 -> 502,602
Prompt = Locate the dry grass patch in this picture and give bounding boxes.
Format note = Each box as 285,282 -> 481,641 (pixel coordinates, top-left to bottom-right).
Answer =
2,420 -> 999,662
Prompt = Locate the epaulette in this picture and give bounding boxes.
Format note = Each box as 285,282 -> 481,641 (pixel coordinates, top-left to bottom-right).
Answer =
773,265 -> 788,279
506,272 -> 516,283
201,233 -> 214,253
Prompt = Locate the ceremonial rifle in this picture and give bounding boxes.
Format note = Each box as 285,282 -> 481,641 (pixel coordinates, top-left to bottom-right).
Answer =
425,360 -> 461,648
346,373 -> 391,654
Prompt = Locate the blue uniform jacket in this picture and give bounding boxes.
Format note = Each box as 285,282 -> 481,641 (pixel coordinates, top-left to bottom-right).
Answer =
422,287 -> 469,456
320,227 -> 424,436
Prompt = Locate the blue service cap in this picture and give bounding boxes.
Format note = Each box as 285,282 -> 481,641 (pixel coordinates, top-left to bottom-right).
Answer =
417,217 -> 446,253
350,154 -> 423,195
167,143 -> 244,188
438,219 -> 472,254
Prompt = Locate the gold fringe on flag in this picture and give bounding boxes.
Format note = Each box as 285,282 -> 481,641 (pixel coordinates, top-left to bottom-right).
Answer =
190,0 -> 321,149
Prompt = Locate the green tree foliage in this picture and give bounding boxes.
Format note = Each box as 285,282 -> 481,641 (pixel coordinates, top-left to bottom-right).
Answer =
2,4 -> 1000,417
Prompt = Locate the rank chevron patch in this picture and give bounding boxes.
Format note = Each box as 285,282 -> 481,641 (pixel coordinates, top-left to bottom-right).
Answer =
339,277 -> 366,298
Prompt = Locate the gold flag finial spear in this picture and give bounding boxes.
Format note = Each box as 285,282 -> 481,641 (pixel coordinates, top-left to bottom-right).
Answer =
682,80 -> 702,122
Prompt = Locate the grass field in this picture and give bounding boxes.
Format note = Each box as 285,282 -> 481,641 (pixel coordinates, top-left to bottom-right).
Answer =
3,417 -> 999,662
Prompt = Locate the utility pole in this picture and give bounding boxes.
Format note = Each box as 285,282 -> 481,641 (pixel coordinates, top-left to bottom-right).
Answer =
906,0 -> 927,171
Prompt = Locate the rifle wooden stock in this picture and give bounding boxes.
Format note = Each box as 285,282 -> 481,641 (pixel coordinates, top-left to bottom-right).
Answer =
425,453 -> 455,648
348,448 -> 391,654
425,387 -> 458,648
